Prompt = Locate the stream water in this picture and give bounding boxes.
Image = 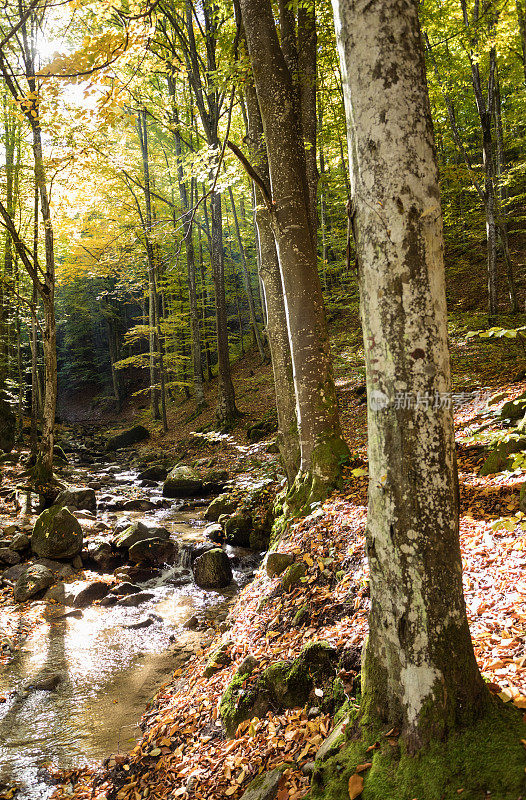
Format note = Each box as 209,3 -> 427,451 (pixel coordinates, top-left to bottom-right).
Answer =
0,457 -> 254,799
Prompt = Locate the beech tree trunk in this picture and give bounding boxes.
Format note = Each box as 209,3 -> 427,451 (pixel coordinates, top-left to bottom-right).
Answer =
137,110 -> 161,421
297,0 -> 318,246
227,186 -> 266,362
332,0 -> 486,748
240,0 -> 348,501
172,100 -> 205,409
243,76 -> 301,484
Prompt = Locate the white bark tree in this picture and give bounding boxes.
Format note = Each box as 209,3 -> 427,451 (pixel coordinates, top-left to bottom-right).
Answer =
315,0 -> 526,795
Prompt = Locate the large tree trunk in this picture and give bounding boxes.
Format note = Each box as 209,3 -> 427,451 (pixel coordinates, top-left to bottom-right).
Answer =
332,0 -> 487,753
240,0 -> 348,503
243,77 -> 300,484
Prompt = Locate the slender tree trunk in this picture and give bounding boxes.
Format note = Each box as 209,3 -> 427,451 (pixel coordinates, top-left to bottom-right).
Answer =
240,0 -> 349,502
32,124 -> 57,483
493,69 -> 518,312
30,178 -> 39,457
198,228 -> 214,383
516,0 -> 526,83
227,186 -> 267,362
171,98 -> 205,409
137,110 -> 160,421
210,188 -> 239,426
297,0 -> 318,246
332,0 -> 486,754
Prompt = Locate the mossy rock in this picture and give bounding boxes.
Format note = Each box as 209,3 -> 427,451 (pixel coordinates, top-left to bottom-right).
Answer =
309,699 -> 526,800
266,552 -> 294,578
281,561 -> 306,591
106,425 -> 149,451
478,437 -> 526,476
225,513 -> 253,547
31,505 -> 83,560
204,493 -> 238,522
239,766 -> 288,800
219,641 -> 338,737
163,465 -> 203,498
204,642 -> 232,678
499,391 -> 526,421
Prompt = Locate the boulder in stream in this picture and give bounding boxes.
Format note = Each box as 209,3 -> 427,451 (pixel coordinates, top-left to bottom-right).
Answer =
46,580 -> 109,607
224,513 -> 253,547
128,537 -> 177,566
54,486 -> 97,514
137,465 -> 168,481
31,506 -> 83,560
204,493 -> 237,522
193,548 -> 232,589
113,521 -> 170,550
14,564 -> 54,602
106,425 -> 150,451
116,591 -> 155,607
163,465 -> 203,498
0,547 -> 20,566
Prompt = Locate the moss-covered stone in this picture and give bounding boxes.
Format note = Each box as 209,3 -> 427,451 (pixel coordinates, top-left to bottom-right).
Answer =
219,641 -> 338,737
479,437 -> 526,475
308,699 -> 526,800
281,561 -> 306,591
204,642 -> 232,678
225,513 -> 253,547
204,494 -> 237,522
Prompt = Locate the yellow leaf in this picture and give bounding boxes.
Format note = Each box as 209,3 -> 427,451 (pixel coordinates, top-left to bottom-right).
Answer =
304,555 -> 314,567
225,786 -> 237,796
348,772 -> 364,799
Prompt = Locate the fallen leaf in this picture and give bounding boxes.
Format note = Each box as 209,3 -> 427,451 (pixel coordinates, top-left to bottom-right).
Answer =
348,772 -> 364,799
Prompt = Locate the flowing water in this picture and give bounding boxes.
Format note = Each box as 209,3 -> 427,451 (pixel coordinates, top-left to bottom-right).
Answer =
0,458 -> 254,799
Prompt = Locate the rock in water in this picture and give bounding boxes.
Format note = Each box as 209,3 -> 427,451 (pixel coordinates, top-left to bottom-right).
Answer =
106,425 -> 149,451
163,465 -> 203,497
192,548 -> 232,589
14,564 -> 54,602
128,537 -> 177,566
113,522 -> 170,550
31,506 -> 83,560
204,494 -> 238,521
54,487 -> 97,513
224,513 -> 253,547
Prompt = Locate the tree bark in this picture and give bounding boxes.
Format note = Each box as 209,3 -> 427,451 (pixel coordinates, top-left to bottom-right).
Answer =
332,0 -> 486,750
171,98 -> 206,409
516,0 -> 526,83
137,109 -> 161,421
243,75 -> 300,484
239,0 -> 348,502
297,0 -> 318,246
227,186 -> 267,362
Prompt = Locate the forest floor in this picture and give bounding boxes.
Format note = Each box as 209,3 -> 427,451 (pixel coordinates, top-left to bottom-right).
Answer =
5,312 -> 526,800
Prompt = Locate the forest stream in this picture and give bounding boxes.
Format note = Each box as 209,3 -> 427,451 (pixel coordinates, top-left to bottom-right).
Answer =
0,452 -> 259,800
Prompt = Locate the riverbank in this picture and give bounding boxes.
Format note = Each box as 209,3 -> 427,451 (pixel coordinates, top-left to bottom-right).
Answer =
3,318 -> 526,800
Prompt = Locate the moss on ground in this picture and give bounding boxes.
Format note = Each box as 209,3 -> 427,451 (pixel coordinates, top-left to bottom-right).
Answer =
309,699 -> 526,800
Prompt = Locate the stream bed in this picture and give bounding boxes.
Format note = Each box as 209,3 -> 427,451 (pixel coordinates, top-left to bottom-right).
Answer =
0,456 -> 255,799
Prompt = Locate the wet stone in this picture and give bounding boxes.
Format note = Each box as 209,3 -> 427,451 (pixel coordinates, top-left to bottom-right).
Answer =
116,591 -> 155,607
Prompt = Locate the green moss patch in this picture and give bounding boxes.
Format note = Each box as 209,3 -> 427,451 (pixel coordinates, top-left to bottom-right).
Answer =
309,699 -> 526,800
